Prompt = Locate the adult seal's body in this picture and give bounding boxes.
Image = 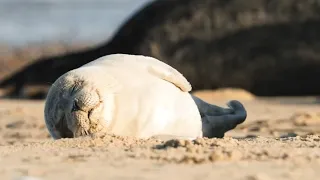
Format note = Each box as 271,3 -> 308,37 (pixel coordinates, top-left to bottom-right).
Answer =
3,0 -> 320,99
44,54 -> 247,139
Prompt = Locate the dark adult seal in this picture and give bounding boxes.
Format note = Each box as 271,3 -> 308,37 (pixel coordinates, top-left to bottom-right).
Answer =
2,0 -> 320,98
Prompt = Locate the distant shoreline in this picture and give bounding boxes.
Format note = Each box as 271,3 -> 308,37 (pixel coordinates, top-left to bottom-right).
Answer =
0,0 -> 151,47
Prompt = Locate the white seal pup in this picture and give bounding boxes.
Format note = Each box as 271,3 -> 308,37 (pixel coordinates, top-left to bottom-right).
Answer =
44,54 -> 247,140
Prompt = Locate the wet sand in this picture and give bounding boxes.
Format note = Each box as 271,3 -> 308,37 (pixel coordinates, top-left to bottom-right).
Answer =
0,90 -> 319,180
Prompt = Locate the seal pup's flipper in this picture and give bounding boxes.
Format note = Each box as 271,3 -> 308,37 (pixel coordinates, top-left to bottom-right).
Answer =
86,54 -> 192,92
191,95 -> 247,138
131,54 -> 192,92
147,64 -> 191,92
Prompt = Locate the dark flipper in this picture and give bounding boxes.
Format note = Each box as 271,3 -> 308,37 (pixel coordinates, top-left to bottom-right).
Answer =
191,95 -> 247,138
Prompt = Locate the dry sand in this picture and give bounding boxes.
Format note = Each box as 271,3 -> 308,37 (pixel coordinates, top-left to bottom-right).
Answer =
0,89 -> 320,180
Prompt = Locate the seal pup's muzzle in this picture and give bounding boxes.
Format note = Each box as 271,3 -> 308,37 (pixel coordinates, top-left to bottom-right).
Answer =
44,70 -> 112,139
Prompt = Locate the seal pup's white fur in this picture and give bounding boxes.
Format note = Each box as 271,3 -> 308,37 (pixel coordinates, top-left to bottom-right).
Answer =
44,54 -> 247,140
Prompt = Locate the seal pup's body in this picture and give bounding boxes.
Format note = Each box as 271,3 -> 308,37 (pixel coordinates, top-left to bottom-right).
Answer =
45,54 -> 246,140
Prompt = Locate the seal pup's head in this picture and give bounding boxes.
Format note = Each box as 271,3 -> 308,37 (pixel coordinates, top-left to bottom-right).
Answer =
44,66 -> 117,139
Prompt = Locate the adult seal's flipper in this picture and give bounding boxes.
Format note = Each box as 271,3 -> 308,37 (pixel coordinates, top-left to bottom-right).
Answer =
191,95 -> 247,138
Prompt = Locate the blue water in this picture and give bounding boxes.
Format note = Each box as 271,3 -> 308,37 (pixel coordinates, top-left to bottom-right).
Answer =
0,0 -> 152,46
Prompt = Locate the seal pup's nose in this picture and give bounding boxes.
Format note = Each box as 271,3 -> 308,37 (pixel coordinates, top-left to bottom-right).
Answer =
71,86 -> 100,112
69,86 -> 105,137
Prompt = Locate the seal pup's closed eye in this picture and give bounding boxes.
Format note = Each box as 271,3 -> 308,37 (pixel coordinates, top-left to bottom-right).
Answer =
44,54 -> 247,140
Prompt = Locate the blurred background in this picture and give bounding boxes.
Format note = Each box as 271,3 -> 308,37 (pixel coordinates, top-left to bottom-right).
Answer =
0,0 -> 150,46
0,0 -> 152,98
1,0 -> 320,99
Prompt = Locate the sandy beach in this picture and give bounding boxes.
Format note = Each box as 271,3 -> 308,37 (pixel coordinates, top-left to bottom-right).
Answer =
0,90 -> 319,180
